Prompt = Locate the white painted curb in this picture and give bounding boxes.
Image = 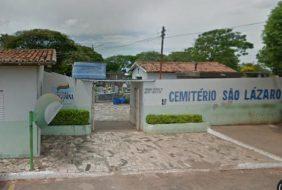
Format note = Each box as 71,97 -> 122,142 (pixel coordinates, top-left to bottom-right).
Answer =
0,169 -> 211,181
0,171 -> 112,181
236,162 -> 282,170
207,128 -> 282,162
1,164 -> 282,181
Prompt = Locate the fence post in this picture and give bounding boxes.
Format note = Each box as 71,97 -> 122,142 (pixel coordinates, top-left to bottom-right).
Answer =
29,111 -> 34,171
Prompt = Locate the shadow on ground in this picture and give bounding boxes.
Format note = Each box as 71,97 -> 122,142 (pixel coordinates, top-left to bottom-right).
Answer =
94,121 -> 135,131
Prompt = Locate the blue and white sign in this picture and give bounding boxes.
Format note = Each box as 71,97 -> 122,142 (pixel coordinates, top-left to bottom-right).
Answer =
52,83 -> 75,105
72,62 -> 106,80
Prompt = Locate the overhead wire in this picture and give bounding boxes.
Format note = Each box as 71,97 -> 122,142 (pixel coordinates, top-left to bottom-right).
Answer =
56,20 -> 265,56
166,21 -> 265,39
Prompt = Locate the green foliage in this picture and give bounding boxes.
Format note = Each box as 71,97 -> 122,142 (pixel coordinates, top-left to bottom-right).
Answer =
104,51 -> 166,73
167,51 -> 193,61
105,55 -> 136,72
239,63 -> 268,73
135,51 -> 163,61
257,2 -> 282,76
183,29 -> 253,70
0,29 -> 76,50
50,109 -> 89,125
124,97 -> 130,104
146,114 -> 203,124
0,29 -> 103,75
62,45 -> 103,75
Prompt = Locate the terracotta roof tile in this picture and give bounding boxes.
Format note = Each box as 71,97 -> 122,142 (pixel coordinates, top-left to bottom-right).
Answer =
136,61 -> 237,73
0,49 -> 56,66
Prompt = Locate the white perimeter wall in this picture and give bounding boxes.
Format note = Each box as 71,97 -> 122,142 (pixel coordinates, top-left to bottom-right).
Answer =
140,77 -> 282,129
0,66 -> 43,121
43,72 -> 93,117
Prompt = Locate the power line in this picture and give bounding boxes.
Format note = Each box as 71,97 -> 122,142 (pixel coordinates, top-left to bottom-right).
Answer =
166,21 -> 265,39
95,35 -> 160,50
74,31 -> 161,48
54,20 -> 266,55
230,21 -> 265,29
56,36 -> 160,56
57,39 -> 160,55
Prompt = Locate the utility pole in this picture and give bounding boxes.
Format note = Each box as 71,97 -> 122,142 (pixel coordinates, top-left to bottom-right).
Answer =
159,26 -> 166,79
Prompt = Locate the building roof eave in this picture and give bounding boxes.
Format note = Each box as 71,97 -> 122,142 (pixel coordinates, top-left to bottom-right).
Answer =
130,62 -> 147,73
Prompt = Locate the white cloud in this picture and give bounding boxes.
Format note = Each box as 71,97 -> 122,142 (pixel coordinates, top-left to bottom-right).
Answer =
64,19 -> 78,27
0,0 -> 279,61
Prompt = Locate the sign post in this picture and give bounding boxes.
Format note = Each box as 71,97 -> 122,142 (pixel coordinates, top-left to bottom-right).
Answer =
28,94 -> 63,171
29,111 -> 34,171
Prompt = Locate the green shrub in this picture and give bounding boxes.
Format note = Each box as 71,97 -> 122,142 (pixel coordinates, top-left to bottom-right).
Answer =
146,114 -> 203,124
124,97 -> 130,104
50,109 -> 89,125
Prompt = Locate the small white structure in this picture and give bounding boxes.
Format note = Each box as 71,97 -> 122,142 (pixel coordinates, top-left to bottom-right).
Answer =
130,61 -> 240,80
0,49 -> 56,158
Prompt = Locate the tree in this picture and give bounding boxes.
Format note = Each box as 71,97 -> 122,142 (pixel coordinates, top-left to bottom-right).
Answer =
61,45 -> 103,75
167,51 -> 194,61
0,29 -> 103,75
257,2 -> 282,76
135,51 -> 163,61
0,34 -> 17,49
105,55 -> 136,72
186,29 -> 253,70
239,63 -> 268,73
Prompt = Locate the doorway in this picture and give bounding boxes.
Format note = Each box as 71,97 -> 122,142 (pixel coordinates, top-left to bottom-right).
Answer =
91,80 -> 141,132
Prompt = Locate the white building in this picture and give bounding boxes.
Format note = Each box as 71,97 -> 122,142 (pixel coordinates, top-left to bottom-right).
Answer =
0,49 -> 56,158
130,61 -> 240,80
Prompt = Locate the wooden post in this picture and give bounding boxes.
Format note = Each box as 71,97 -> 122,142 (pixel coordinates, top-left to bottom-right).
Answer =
159,26 -> 166,79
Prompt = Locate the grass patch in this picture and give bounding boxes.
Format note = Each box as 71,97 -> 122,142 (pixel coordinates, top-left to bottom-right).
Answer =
146,114 -> 203,124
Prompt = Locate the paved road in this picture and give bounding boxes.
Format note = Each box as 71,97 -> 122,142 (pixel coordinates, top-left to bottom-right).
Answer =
212,124 -> 282,157
1,168 -> 282,190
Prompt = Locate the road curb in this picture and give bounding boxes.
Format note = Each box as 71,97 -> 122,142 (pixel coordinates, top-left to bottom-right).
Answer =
0,171 -> 112,181
1,163 -> 282,181
236,162 -> 282,170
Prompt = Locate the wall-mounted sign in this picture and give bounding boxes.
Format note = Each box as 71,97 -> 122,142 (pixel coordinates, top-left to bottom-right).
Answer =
72,62 -> 106,80
143,78 -> 282,106
52,83 -> 74,105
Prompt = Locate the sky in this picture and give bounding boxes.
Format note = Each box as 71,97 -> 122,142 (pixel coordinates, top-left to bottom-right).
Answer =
0,0 -> 279,63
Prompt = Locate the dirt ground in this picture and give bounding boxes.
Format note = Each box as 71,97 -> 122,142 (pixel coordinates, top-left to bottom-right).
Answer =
212,124 -> 282,157
1,168 -> 282,190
